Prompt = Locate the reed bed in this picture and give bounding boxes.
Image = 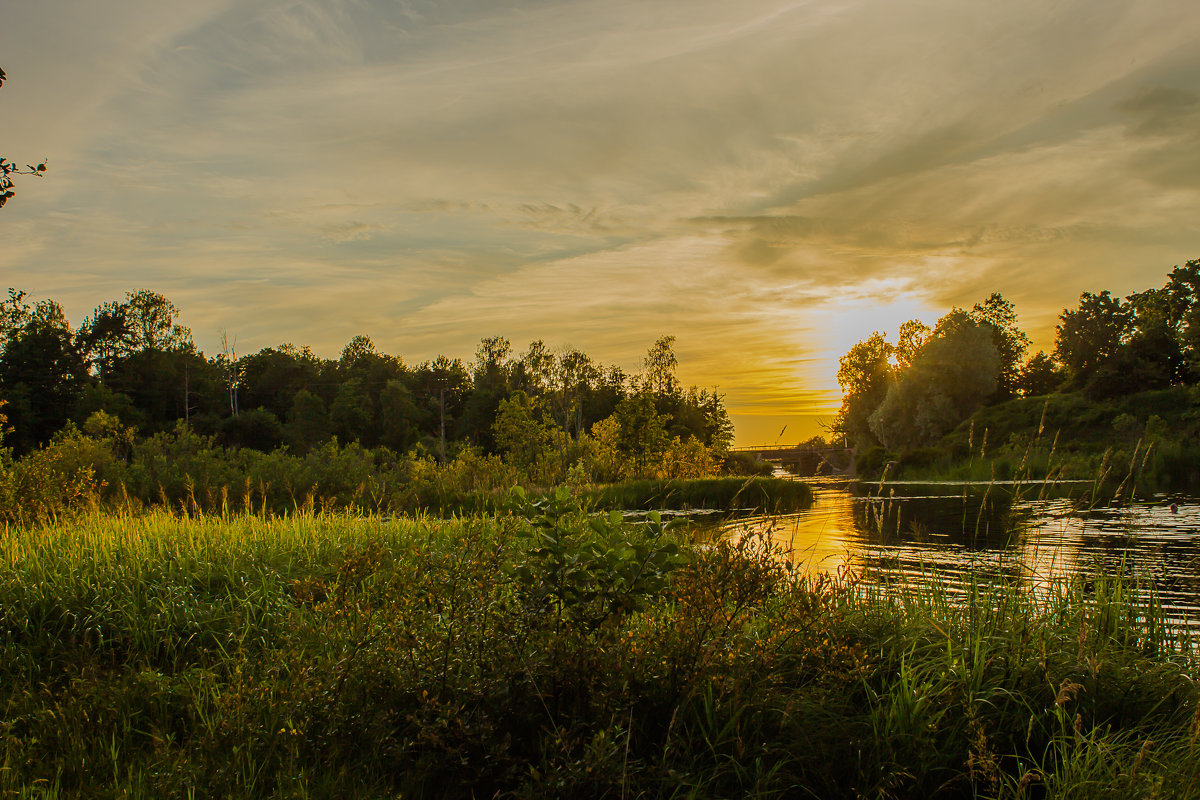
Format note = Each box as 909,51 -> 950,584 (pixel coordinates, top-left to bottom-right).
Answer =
1,507 -> 1197,799
582,476 -> 814,513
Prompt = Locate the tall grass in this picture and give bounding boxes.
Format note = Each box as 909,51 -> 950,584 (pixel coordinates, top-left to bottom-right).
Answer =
583,476 -> 814,513
1,508 -> 1197,798
0,427 -> 812,525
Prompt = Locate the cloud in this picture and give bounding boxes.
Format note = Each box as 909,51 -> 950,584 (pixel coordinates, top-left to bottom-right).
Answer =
5,0 -> 1200,440
317,220 -> 390,242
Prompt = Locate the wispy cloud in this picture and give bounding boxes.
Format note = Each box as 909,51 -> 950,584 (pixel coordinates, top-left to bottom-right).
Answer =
3,0 -> 1200,440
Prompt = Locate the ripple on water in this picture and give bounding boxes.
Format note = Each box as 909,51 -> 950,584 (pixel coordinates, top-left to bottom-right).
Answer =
711,483 -> 1200,632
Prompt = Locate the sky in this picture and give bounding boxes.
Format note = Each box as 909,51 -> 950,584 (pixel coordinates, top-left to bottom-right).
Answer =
3,0 -> 1200,445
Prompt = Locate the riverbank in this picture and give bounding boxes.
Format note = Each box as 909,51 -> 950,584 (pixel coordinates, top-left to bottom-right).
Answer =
579,475 -> 813,513
3,507 -> 1196,798
0,422 -> 801,524
853,386 -> 1200,496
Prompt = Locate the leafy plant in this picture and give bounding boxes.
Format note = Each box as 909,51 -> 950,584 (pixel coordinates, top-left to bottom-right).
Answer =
507,485 -> 689,629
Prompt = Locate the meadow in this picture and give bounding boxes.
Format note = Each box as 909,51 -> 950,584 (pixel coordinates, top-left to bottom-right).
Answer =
2,493 -> 1198,799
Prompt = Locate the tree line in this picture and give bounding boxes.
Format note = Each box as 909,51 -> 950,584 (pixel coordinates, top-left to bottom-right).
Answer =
835,258 -> 1200,453
0,288 -> 735,482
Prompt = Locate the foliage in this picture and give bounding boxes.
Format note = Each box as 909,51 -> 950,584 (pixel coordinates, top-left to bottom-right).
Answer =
507,486 -> 689,629
0,511 -> 1195,798
887,385 -> 1200,492
1018,350 -> 1065,397
835,331 -> 893,449
969,292 -> 1030,400
0,286 -> 740,498
836,260 -> 1200,467
582,476 -> 814,513
0,412 -> 801,524
869,311 -> 999,451
1055,290 -> 1134,381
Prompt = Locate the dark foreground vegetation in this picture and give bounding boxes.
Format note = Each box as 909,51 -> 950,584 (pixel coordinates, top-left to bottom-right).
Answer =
831,258 -> 1200,490
2,499 -> 1197,799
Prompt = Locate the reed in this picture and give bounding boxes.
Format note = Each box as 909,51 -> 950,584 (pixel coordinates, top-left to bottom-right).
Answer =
581,476 -> 814,513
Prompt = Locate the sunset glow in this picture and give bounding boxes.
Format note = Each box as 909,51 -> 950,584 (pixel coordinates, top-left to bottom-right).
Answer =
4,0 -> 1200,443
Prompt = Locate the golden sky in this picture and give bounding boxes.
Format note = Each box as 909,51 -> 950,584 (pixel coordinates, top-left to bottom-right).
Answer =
3,1 -> 1200,444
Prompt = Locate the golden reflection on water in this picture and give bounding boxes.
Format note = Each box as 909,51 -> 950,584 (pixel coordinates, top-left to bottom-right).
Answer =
724,487 -> 861,576
717,482 -> 1200,628
1012,500 -> 1085,596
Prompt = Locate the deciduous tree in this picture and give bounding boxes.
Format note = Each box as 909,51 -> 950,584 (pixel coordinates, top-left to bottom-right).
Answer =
835,332 -> 893,449
869,312 -> 999,451
1055,291 -> 1132,380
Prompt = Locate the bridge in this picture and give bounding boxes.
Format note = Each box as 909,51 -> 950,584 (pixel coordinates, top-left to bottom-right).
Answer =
731,444 -> 856,476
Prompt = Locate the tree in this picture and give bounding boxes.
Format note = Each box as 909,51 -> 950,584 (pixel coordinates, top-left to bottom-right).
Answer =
78,292 -> 198,421
0,293 -> 88,451
472,336 -> 513,388
835,332 -> 893,449
379,380 -> 420,453
76,301 -> 133,384
108,348 -> 218,432
339,335 -> 377,369
412,356 -> 470,460
330,378 -> 375,445
611,393 -> 670,476
239,345 -> 328,421
641,335 -> 681,399
123,291 -> 193,352
287,390 -> 331,453
552,347 -> 598,439
895,320 -> 930,371
1017,351 -> 1064,397
659,385 -> 734,456
493,391 -> 559,471
515,340 -> 554,396
1085,326 -> 1182,399
869,312 -> 999,451
461,336 -> 513,450
1054,291 -> 1132,380
969,293 -> 1030,400
0,68 -> 47,210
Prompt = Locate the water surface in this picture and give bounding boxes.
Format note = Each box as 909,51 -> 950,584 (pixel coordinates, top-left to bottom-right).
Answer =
717,478 -> 1200,629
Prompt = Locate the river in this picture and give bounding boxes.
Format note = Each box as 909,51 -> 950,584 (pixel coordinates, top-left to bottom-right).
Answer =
716,477 -> 1200,630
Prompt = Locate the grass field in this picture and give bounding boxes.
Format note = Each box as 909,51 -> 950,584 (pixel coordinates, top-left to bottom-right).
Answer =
2,503 -> 1197,798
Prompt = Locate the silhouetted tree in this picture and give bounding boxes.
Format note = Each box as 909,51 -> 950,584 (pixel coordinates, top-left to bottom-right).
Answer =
1017,351 -> 1065,397
0,292 -> 88,450
869,311 -> 999,451
895,320 -> 930,371
1055,291 -> 1132,381
240,345 -> 329,420
461,336 -> 514,450
835,332 -> 893,449
969,293 -> 1030,400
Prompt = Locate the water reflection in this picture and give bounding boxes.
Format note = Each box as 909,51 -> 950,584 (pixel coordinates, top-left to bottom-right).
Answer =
717,478 -> 1200,629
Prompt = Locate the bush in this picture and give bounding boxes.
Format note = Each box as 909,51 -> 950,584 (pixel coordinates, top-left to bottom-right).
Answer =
722,450 -> 774,476
855,446 -> 890,478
